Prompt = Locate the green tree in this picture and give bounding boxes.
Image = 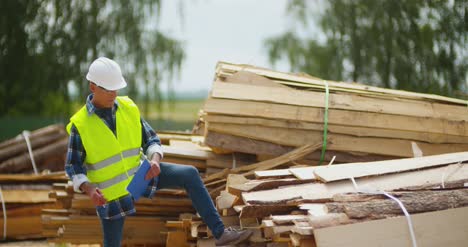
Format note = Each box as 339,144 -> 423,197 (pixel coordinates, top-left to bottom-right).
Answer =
266,0 -> 467,98
0,0 -> 184,117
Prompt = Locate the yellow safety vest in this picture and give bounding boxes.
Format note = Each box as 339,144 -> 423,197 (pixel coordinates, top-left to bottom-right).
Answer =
66,96 -> 142,201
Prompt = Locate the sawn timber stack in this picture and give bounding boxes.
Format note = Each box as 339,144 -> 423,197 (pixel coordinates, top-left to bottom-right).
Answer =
201,61 -> 468,162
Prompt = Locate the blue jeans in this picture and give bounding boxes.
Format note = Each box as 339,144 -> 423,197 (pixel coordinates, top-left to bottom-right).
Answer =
100,162 -> 225,247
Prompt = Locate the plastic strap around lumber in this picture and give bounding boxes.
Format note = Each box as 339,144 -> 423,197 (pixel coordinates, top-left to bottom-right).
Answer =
0,187 -> 6,240
318,80 -> 330,165
232,153 -> 237,169
350,177 -> 418,247
441,161 -> 464,189
22,130 -> 38,174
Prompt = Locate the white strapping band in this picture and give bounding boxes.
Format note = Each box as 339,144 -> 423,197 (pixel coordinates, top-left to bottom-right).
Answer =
350,177 -> 418,247
327,156 -> 336,167
231,153 -> 237,169
0,186 -> 6,240
22,131 -> 38,174
441,162 -> 464,189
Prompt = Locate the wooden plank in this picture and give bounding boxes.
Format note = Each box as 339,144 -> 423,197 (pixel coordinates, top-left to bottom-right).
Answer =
237,144 -> 321,177
162,157 -> 206,171
3,190 -> 54,203
205,114 -> 468,144
270,215 -> 309,224
204,98 -> 468,137
255,169 -> 293,178
314,207 -> 468,247
162,145 -> 215,160
242,163 -> 468,203
207,123 -> 468,157
229,178 -> 315,193
216,61 -> 467,105
205,131 -> 396,163
289,167 -> 320,180
313,151 -> 468,182
211,80 -> 468,121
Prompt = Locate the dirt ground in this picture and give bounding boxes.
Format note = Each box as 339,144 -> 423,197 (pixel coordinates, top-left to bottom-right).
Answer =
0,241 -> 100,247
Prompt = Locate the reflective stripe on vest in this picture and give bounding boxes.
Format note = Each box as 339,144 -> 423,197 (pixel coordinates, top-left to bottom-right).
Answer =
67,96 -> 142,201
86,147 -> 141,171
93,165 -> 139,189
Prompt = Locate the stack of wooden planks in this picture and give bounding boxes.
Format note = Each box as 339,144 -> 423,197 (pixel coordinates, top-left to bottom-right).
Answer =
41,148 -> 468,246
184,151 -> 468,246
41,132 -> 255,246
0,124 -> 68,174
43,179 -> 192,246
160,133 -> 256,176
0,172 -> 67,240
201,62 -> 468,164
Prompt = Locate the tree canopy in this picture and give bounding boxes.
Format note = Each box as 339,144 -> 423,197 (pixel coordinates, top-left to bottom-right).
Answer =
0,0 -> 184,117
266,0 -> 467,99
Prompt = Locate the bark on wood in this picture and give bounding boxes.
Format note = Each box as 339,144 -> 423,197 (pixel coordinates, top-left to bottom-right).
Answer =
240,205 -> 301,218
0,138 -> 67,173
326,189 -> 468,219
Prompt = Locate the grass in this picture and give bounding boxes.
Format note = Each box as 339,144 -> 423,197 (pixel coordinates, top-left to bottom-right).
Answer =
139,99 -> 205,122
0,99 -> 206,142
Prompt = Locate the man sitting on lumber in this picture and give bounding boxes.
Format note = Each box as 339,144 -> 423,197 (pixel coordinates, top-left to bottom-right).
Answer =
65,57 -> 252,247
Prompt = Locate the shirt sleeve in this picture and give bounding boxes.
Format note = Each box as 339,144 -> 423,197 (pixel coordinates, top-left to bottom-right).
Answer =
64,124 -> 89,193
141,117 -> 164,160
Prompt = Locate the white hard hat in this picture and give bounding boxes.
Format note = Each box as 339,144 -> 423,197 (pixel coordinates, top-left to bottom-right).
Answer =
86,57 -> 127,90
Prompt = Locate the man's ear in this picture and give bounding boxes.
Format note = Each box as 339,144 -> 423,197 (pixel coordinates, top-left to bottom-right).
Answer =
89,82 -> 96,92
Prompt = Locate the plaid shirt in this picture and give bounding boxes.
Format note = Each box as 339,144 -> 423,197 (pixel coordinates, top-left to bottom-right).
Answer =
65,94 -> 163,219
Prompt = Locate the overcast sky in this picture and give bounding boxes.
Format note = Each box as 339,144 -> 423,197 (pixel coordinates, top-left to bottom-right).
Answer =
157,0 -> 294,95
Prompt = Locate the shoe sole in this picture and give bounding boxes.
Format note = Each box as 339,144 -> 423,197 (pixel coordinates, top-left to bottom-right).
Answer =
216,230 -> 253,246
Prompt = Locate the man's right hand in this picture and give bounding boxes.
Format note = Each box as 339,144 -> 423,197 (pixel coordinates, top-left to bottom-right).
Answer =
80,182 -> 107,206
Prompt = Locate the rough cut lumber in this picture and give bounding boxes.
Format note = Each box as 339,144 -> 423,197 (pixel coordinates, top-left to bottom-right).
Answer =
242,163 -> 468,203
205,131 -> 393,163
313,207 -> 468,247
162,145 -> 214,160
216,62 -> 467,105
240,205 -> 300,218
255,169 -> 293,178
204,98 -> 468,137
205,113 -> 468,144
313,151 -> 468,182
211,80 -> 468,122
0,138 -> 68,173
2,190 -> 54,203
236,144 -> 321,177
326,189 -> 468,219
229,178 -> 316,194
207,122 -> 468,157
0,131 -> 66,162
0,124 -> 65,150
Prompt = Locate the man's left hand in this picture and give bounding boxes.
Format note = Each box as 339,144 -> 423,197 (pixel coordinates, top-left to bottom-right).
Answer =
145,153 -> 161,180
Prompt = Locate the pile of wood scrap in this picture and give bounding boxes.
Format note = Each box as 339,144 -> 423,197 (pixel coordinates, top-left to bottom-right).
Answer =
181,151 -> 468,246
0,124 -> 67,174
200,62 -> 468,164
0,172 -> 67,240
160,134 -> 256,176
41,132 -> 254,246
43,179 -> 192,246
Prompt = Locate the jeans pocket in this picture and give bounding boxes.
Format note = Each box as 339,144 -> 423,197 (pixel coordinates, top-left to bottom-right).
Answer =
96,204 -> 109,219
